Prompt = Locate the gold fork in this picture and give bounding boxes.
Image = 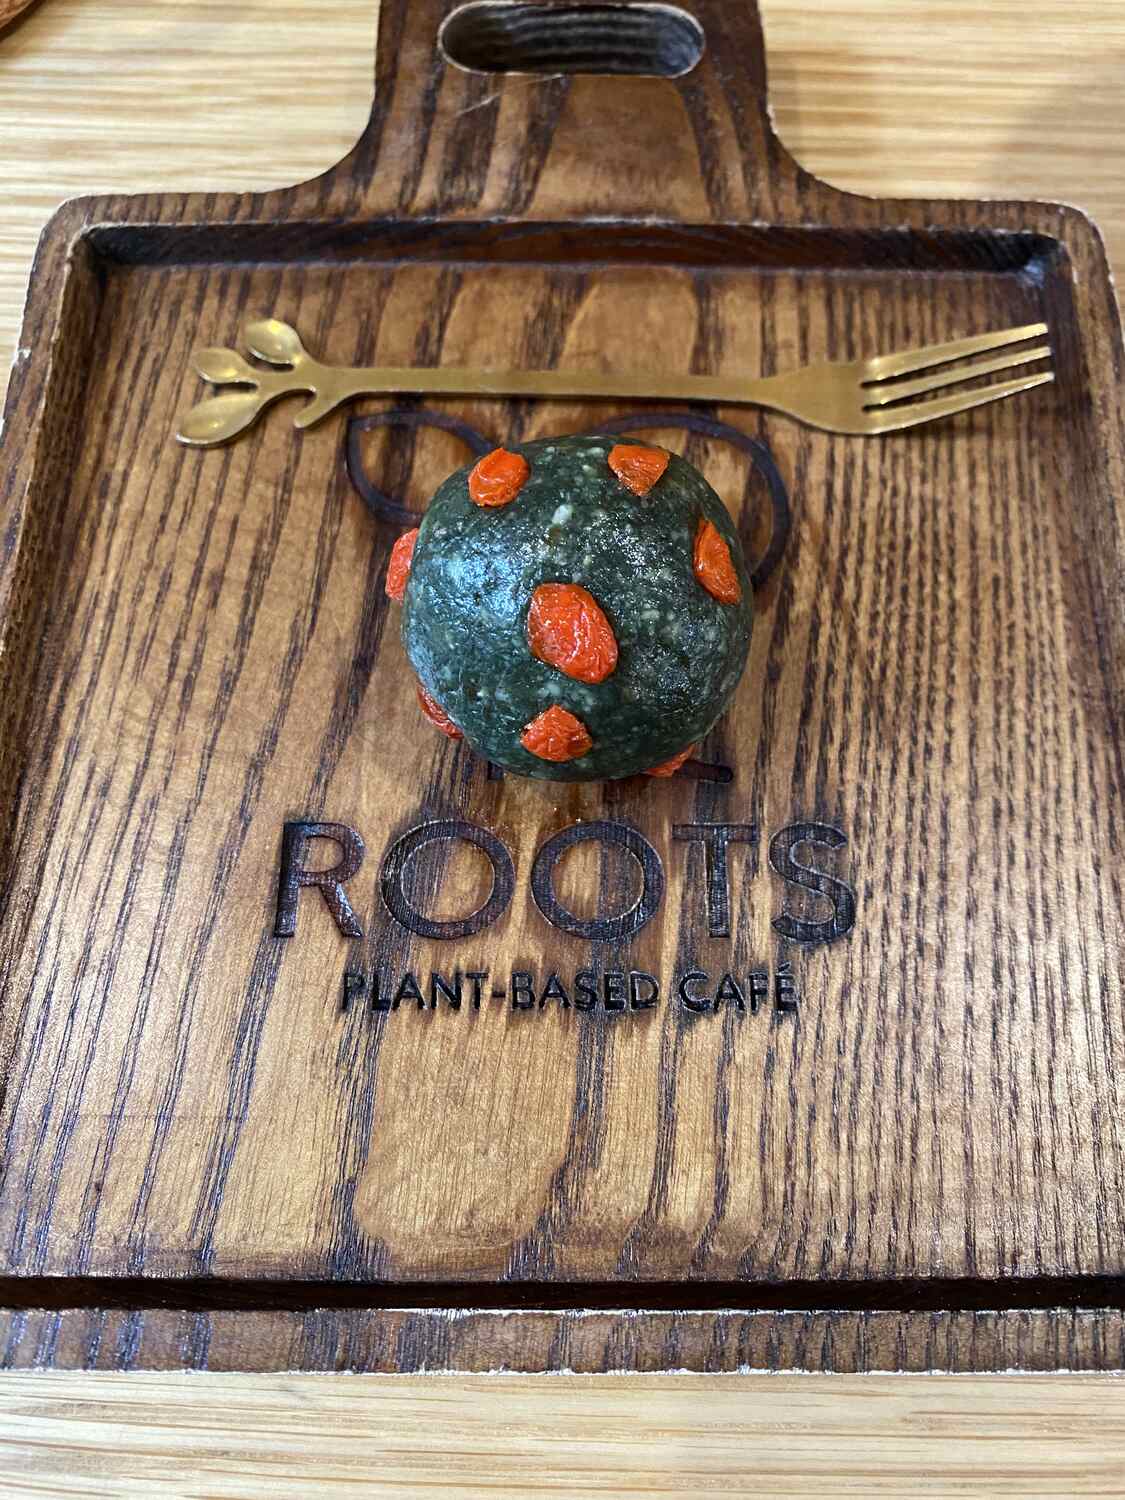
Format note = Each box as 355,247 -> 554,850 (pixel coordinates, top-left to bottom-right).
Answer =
178,318 -> 1053,447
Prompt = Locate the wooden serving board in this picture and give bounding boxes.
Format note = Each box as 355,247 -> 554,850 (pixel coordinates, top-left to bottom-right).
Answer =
1,0 -> 1123,1374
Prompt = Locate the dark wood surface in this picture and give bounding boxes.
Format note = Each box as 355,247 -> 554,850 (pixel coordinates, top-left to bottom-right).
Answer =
7,1303 -> 1125,1375
0,0 -> 1122,1371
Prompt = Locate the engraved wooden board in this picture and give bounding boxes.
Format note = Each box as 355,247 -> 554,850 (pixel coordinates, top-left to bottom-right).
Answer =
1,0 -> 1123,1373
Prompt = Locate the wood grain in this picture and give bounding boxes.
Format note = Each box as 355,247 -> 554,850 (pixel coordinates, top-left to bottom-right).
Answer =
5,0 -> 1125,410
4,1372 -> 1125,1498
761,0 -> 1125,264
0,0 -> 375,399
6,1304 -> 1125,1375
0,0 -> 1123,1380
0,0 -> 38,28
1,3 -> 1124,1489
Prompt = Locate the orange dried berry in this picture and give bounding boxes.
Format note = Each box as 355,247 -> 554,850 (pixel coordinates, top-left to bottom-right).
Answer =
643,744 -> 697,778
468,447 -> 529,507
693,517 -> 741,604
608,443 -> 669,496
520,704 -> 593,763
416,681 -> 462,740
527,582 -> 618,685
385,527 -> 419,602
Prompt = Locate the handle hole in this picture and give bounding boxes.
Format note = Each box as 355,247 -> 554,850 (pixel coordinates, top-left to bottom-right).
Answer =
440,2 -> 704,77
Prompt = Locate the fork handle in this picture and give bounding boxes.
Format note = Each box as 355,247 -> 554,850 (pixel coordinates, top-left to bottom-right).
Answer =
309,364 -> 792,419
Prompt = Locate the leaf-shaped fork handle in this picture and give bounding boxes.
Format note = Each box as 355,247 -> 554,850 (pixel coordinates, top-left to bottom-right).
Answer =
178,320 -> 335,446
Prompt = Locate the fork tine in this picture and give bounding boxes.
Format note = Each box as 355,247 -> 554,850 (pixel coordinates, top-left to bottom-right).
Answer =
869,369 -> 1055,432
862,345 -> 1051,408
863,322 -> 1049,382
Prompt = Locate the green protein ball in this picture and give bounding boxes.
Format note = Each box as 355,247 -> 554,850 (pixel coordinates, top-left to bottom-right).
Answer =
399,435 -> 753,782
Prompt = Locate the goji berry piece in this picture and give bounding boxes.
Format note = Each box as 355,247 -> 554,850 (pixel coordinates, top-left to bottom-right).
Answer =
527,582 -> 618,684
468,447 -> 529,507
608,443 -> 669,496
520,704 -> 593,762
643,743 -> 697,777
416,680 -> 462,740
693,517 -> 741,604
385,527 -> 419,602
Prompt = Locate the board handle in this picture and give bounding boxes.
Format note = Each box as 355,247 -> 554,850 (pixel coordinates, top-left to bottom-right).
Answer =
323,0 -> 803,221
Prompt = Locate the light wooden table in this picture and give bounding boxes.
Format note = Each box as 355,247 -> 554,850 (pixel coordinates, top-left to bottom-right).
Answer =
2,3 -> 1124,1496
